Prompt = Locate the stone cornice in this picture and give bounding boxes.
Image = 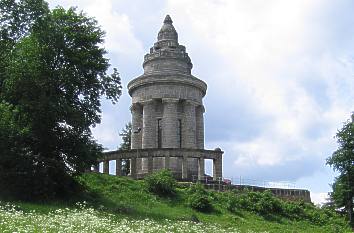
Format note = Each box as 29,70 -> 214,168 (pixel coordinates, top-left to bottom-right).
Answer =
127,74 -> 207,97
162,98 -> 179,104
143,51 -> 192,68
101,148 -> 224,161
184,99 -> 199,106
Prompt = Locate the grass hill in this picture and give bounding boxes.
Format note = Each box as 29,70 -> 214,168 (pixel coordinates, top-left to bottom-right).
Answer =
0,172 -> 351,233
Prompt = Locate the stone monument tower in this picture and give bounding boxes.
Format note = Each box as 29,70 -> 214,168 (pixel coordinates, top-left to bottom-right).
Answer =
98,15 -> 222,181
96,16 -> 309,201
127,15 -> 215,180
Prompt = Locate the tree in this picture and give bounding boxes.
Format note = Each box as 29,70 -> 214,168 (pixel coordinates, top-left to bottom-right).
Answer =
327,113 -> 354,227
119,122 -> 132,150
118,122 -> 132,175
0,0 -> 122,200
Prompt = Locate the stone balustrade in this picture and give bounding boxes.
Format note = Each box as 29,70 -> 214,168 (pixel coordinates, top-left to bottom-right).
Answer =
94,148 -> 223,181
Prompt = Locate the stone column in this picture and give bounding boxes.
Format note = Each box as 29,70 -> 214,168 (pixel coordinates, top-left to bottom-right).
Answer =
182,156 -> 188,180
103,161 -> 109,174
183,100 -> 197,149
213,158 -> 222,181
198,157 -> 205,180
164,154 -> 170,170
116,159 -> 122,176
196,105 -> 205,149
142,100 -> 156,148
131,103 -> 143,149
147,154 -> 153,174
130,157 -> 137,179
162,98 -> 179,148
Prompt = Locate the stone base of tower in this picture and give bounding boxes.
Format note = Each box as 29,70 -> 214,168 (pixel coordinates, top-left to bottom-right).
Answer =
98,148 -> 223,182
136,157 -> 199,180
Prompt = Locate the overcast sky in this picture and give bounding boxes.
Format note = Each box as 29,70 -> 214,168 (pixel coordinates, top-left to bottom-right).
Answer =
48,0 -> 354,205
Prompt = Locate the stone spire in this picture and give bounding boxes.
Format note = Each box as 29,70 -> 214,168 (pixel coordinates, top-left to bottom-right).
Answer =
143,15 -> 193,75
158,15 -> 178,42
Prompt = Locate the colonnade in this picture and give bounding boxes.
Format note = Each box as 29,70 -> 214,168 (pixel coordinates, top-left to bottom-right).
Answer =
130,98 -> 205,150
94,149 -> 223,181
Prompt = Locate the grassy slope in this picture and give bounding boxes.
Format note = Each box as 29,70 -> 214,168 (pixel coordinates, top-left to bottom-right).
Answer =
3,173 -> 352,233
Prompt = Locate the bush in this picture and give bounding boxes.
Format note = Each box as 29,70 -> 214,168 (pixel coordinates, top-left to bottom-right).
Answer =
224,191 -> 241,213
144,169 -> 176,197
224,190 -> 282,215
255,191 -> 283,215
188,183 -> 213,212
283,201 -> 305,219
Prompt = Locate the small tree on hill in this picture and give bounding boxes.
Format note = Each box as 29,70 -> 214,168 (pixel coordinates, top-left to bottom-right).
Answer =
118,122 -> 132,175
119,122 -> 132,150
327,113 -> 354,227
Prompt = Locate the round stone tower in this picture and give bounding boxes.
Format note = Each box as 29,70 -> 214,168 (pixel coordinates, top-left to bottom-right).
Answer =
127,15 -> 207,179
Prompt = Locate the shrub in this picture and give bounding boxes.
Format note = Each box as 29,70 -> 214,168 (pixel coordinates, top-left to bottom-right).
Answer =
188,183 -> 213,212
144,169 -> 176,197
224,191 -> 241,213
255,191 -> 283,215
225,190 -> 283,215
283,201 -> 304,219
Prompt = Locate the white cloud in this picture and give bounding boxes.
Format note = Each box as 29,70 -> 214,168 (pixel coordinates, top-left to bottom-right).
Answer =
91,111 -> 120,149
165,0 -> 354,170
47,0 -> 144,59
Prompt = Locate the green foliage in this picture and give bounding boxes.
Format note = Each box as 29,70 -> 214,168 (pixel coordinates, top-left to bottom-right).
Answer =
0,0 -> 122,200
255,191 -> 283,215
326,113 -> 354,226
222,190 -> 339,224
224,190 -> 282,215
282,201 -> 304,219
0,173 -> 351,232
118,122 -> 132,151
187,183 -> 213,212
144,170 -> 177,197
221,189 -> 352,230
118,122 -> 132,175
0,102 -> 31,197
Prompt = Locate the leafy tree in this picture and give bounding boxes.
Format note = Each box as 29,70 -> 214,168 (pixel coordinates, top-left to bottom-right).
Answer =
330,174 -> 353,210
327,113 -> 354,227
0,0 -> 122,200
118,122 -> 132,175
119,122 -> 132,150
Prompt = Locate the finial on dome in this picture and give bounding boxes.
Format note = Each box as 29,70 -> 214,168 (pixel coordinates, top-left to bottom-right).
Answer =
164,15 -> 173,24
158,14 -> 178,42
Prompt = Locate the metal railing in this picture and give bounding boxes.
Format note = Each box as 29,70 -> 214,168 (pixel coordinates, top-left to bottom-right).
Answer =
191,175 -> 296,189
